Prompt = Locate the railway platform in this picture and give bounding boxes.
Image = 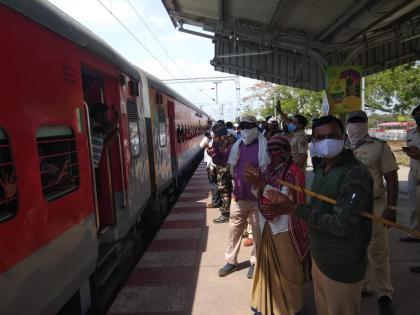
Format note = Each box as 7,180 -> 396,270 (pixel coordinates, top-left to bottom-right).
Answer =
108,162 -> 420,315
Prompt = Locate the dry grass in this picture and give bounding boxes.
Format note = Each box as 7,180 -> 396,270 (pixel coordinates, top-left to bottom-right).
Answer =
388,140 -> 410,167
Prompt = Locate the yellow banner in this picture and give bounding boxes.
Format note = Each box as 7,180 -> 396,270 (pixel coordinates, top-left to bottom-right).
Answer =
327,66 -> 362,114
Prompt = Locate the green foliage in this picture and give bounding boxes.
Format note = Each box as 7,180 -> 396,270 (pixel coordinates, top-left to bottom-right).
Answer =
365,62 -> 420,114
242,82 -> 324,120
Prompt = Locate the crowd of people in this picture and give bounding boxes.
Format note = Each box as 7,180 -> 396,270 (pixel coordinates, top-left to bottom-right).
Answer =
200,104 -> 420,315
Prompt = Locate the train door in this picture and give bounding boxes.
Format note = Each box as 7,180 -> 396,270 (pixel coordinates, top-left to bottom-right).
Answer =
167,100 -> 178,176
82,70 -> 117,230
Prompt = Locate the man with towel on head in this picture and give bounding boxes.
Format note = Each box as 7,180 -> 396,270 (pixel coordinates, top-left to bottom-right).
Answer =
216,115 -> 270,279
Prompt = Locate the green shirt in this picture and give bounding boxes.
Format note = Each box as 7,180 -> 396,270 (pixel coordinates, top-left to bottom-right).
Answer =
296,149 -> 373,283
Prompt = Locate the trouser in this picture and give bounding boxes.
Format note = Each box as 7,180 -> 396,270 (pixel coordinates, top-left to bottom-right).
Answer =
208,167 -> 221,207
364,194 -> 393,298
312,260 -> 363,315
225,200 -> 260,265
216,165 -> 233,216
407,170 -> 420,235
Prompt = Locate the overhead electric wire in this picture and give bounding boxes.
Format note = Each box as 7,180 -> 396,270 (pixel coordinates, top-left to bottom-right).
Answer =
96,0 -> 197,101
124,0 -> 217,105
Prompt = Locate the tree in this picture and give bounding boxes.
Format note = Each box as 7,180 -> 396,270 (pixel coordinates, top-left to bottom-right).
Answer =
242,82 -> 324,119
365,62 -> 420,114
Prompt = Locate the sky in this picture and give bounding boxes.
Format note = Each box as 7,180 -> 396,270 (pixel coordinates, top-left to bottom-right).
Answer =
47,0 -> 260,121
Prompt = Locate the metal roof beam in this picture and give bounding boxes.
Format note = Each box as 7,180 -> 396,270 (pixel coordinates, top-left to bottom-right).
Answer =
268,0 -> 286,29
317,0 -> 372,41
219,0 -> 224,21
179,26 -> 215,39
171,11 -> 337,54
338,0 -> 420,43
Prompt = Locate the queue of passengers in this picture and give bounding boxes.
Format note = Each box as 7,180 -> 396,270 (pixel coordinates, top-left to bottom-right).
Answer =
199,104 -> 420,315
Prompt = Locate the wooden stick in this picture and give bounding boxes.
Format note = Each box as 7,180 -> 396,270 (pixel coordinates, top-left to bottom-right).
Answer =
279,180 -> 420,239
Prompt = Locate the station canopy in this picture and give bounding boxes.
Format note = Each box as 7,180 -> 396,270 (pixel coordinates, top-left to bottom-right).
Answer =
162,0 -> 420,91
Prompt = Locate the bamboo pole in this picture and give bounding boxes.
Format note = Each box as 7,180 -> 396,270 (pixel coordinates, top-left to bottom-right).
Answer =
279,180 -> 420,239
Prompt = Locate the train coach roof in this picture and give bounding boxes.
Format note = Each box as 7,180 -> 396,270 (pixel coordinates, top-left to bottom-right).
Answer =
141,69 -> 208,117
1,0 -> 141,80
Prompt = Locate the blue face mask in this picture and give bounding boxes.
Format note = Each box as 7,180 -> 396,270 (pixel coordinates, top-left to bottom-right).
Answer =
287,123 -> 297,132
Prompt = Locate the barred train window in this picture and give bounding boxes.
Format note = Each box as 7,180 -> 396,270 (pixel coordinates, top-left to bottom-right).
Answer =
158,103 -> 167,147
127,101 -> 141,157
36,126 -> 80,201
0,129 -> 17,222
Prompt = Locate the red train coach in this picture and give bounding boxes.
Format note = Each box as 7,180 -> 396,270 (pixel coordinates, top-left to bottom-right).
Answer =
0,1 -> 209,314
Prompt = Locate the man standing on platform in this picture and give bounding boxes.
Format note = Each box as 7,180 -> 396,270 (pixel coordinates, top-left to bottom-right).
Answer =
278,103 -> 308,172
263,116 -> 373,315
217,115 -> 270,279
200,129 -> 221,209
402,104 -> 420,274
347,110 -> 398,315
208,127 -> 236,223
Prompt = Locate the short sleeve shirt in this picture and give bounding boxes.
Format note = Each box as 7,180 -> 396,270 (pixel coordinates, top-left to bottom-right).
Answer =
352,136 -> 398,197
407,128 -> 420,169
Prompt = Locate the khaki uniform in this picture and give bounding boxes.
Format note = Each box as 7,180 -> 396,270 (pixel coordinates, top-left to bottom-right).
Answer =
352,136 -> 398,299
289,129 -> 308,171
406,128 -> 420,233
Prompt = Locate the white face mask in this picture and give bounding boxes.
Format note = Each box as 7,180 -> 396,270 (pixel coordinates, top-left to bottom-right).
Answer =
309,142 -> 318,157
312,139 -> 344,159
347,122 -> 368,147
241,128 -> 259,145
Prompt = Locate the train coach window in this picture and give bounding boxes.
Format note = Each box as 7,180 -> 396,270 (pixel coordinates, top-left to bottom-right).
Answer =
36,127 -> 79,202
0,129 -> 18,222
127,101 -> 141,157
158,103 -> 167,147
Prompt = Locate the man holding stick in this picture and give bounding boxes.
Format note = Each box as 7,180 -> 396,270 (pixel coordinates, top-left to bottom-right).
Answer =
347,110 -> 398,315
262,116 -> 373,315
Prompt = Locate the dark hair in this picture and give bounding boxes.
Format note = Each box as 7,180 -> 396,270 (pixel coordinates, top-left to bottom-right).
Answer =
411,105 -> 420,116
225,121 -> 234,129
90,102 -> 108,118
312,115 -> 344,135
294,114 -> 308,127
213,127 -> 227,136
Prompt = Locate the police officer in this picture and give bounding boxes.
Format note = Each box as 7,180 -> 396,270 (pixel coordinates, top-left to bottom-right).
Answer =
402,105 -> 420,273
278,104 -> 308,172
347,110 -> 399,315
208,127 -> 236,223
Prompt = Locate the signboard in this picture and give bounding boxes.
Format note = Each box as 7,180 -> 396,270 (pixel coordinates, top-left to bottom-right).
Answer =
327,66 -> 362,114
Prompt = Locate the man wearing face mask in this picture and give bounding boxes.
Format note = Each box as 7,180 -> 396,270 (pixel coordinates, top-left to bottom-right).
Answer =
265,118 -> 282,139
262,115 -> 373,315
278,104 -> 308,172
347,110 -> 398,315
215,115 -> 270,279
403,105 -> 420,274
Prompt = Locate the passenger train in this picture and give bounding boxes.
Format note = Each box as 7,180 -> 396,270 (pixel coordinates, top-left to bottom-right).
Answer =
0,1 -> 210,314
